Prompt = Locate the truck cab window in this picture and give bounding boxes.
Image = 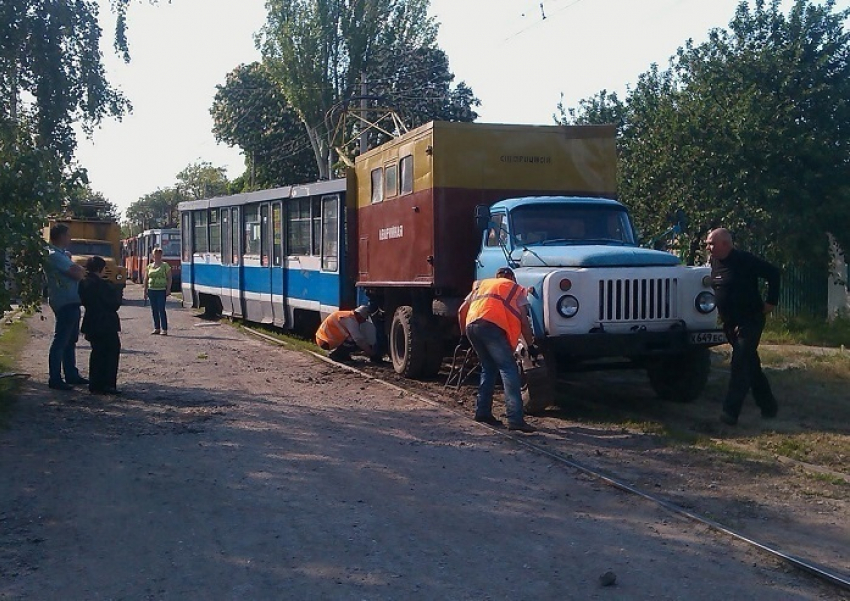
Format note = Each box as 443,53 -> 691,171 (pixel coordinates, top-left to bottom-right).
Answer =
486,213 -> 508,247
371,168 -> 383,203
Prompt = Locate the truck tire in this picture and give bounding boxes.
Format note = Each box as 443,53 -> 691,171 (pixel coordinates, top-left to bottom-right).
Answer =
522,351 -> 558,416
647,347 -> 711,403
390,306 -> 428,378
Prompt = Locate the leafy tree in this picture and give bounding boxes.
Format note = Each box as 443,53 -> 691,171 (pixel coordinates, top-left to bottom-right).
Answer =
124,162 -> 231,233
0,0 -> 133,309
565,0 -> 850,268
176,161 -> 230,201
211,62 -> 319,190
63,185 -> 121,221
257,0 -> 443,178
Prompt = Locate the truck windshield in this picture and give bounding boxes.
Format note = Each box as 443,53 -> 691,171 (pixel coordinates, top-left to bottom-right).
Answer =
69,242 -> 113,257
510,204 -> 636,247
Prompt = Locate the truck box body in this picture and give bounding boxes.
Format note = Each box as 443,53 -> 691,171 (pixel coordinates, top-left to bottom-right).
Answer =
353,121 -> 617,295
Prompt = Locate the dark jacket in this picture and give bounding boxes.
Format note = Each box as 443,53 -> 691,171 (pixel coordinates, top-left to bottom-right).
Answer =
710,249 -> 780,324
80,274 -> 122,338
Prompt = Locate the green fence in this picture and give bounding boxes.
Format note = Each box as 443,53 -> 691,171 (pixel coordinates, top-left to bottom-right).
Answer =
773,265 -> 828,319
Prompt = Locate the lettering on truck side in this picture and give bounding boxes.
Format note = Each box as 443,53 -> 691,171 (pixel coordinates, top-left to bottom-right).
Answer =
379,225 -> 404,241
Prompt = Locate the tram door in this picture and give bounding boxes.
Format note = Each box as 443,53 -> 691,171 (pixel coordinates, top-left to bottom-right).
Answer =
271,202 -> 287,327
257,204 -> 274,323
220,208 -> 236,316
229,207 -> 244,317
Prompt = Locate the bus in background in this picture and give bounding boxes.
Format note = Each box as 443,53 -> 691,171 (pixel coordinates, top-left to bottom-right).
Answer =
122,229 -> 182,290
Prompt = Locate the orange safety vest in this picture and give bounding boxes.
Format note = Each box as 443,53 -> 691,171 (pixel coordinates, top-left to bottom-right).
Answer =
465,277 -> 526,345
315,310 -> 356,349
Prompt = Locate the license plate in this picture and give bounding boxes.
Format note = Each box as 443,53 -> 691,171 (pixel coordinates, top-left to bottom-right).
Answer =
689,331 -> 727,345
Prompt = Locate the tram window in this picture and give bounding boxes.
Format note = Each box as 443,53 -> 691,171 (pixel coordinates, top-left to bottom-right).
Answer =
222,210 -> 231,266
385,163 -> 398,198
260,204 -> 270,267
371,168 -> 383,203
287,198 -> 311,255
400,155 -> 413,195
193,211 -> 208,254
311,198 -> 322,256
231,208 -> 240,264
208,210 -> 221,254
321,195 -> 339,272
272,203 -> 282,266
181,214 -> 191,262
243,204 -> 261,260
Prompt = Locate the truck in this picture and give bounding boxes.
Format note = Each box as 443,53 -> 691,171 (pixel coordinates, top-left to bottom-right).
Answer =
353,121 -> 725,410
44,217 -> 127,297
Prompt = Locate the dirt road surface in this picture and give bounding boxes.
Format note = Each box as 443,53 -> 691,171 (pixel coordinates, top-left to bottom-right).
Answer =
0,286 -> 843,600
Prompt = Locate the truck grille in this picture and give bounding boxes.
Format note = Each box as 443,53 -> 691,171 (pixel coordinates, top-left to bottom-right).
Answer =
598,278 -> 679,321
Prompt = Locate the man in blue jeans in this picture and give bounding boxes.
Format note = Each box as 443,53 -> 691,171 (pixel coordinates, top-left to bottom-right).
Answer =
45,224 -> 87,390
458,267 -> 537,433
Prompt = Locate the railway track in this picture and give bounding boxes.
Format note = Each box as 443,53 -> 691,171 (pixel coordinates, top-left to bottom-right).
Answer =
241,324 -> 850,594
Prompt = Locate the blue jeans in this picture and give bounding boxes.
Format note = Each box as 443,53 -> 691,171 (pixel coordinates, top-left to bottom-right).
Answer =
466,319 -> 523,425
148,289 -> 168,331
49,303 -> 82,385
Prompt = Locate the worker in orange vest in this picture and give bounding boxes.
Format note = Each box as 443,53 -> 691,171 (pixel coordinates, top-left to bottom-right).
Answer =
316,305 -> 377,362
457,267 -> 537,433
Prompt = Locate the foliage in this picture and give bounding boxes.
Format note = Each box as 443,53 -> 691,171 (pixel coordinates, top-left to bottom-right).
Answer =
562,0 -> 850,269
211,63 -> 318,190
762,314 -> 850,348
0,0 -> 137,311
124,161 -> 231,233
256,0 -> 477,179
63,184 -> 120,221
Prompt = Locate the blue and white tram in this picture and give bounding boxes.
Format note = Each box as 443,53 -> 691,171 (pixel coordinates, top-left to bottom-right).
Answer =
178,179 -> 356,332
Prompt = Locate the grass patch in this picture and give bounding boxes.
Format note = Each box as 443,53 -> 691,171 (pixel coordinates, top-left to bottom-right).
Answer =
754,432 -> 850,473
0,319 -> 30,427
763,314 -> 850,347
237,323 -> 320,354
758,347 -> 850,380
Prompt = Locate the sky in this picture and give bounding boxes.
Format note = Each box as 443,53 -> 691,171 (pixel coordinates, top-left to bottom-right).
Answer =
75,0 -> 850,217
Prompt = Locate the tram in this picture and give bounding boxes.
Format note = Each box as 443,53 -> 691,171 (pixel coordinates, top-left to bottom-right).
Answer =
123,228 -> 182,290
178,179 -> 355,332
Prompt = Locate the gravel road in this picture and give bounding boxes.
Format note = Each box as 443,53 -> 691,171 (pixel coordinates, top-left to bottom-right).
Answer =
0,285 -> 842,600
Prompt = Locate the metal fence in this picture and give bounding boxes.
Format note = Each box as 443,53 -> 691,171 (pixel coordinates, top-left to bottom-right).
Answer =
772,265 -> 829,319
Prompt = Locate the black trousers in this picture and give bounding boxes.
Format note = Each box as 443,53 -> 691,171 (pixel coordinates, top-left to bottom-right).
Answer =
723,314 -> 776,417
87,332 -> 121,391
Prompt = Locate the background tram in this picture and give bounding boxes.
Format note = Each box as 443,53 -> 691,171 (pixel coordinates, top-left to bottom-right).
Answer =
123,228 -> 182,290
178,179 -> 355,333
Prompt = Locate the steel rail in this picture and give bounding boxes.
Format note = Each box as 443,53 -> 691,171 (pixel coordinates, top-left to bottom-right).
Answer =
242,325 -> 850,593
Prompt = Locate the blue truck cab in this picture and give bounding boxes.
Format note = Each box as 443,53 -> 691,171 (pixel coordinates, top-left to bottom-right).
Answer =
475,196 -> 725,407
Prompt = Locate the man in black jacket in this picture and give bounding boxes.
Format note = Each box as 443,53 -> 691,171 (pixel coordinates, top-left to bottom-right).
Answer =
79,256 -> 122,395
707,228 -> 780,425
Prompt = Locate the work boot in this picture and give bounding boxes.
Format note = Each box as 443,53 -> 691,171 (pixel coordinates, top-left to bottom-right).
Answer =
474,415 -> 504,427
507,421 -> 537,433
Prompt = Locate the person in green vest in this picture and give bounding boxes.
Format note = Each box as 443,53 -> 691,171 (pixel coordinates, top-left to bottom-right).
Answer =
143,247 -> 173,335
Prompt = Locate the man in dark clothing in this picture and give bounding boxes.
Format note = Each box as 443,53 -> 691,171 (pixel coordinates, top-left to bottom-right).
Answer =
79,256 -> 122,395
707,228 -> 781,425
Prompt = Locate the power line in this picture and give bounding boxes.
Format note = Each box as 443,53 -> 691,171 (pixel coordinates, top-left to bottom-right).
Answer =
504,0 -> 589,43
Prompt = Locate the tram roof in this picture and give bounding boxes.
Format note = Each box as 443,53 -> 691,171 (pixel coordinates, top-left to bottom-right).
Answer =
178,178 -> 346,212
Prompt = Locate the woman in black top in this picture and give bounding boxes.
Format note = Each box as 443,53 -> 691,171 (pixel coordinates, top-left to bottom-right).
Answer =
79,256 -> 122,395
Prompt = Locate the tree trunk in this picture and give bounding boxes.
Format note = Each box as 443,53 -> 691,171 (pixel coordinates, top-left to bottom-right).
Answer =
304,122 -> 329,180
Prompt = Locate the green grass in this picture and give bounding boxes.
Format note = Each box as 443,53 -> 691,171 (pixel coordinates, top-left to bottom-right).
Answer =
236,323 -> 320,354
0,320 -> 29,427
763,314 -> 850,347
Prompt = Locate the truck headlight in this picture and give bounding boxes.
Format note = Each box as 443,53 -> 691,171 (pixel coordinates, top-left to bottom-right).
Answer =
557,295 -> 579,318
695,291 -> 716,314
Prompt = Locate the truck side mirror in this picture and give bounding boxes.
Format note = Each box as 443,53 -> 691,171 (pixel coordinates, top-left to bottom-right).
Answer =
474,205 -> 490,231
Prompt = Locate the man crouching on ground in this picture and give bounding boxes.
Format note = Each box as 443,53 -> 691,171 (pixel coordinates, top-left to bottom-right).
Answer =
316,305 -> 378,362
457,267 -> 537,433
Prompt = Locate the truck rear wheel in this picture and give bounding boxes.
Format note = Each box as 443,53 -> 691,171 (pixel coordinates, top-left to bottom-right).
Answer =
390,306 -> 428,379
647,347 -> 711,403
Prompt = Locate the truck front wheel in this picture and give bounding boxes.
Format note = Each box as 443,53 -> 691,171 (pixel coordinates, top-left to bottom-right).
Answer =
647,347 -> 711,403
390,306 -> 428,379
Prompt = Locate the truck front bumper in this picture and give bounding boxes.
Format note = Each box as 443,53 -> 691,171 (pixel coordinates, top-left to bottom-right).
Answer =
545,328 -> 725,360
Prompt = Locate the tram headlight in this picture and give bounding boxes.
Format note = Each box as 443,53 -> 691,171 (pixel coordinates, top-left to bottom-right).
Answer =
695,291 -> 716,314
556,295 -> 580,318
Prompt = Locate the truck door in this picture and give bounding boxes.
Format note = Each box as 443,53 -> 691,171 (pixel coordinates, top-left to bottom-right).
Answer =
475,211 -> 509,280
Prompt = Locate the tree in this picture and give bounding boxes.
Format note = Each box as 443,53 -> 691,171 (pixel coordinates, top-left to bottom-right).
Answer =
0,0 -> 133,310
257,0 -> 441,178
124,162 -> 231,233
63,185 -> 121,221
211,62 -> 319,190
565,0 -> 850,268
176,161 -> 230,201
